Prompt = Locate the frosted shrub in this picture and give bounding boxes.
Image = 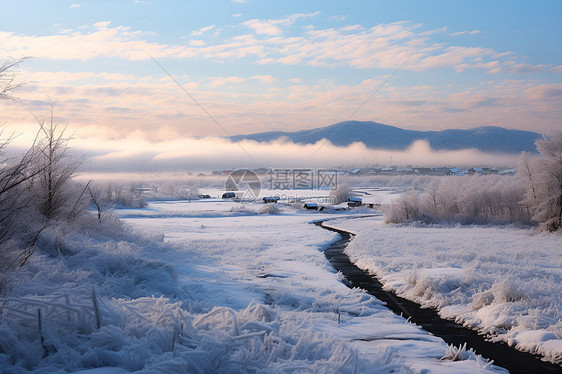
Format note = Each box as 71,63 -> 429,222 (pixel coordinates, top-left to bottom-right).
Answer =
329,183 -> 353,204
385,190 -> 422,223
91,182 -> 148,209
385,175 -> 530,225
156,181 -> 200,200
258,203 -> 281,215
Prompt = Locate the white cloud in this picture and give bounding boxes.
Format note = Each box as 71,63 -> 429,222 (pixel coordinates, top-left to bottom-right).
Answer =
191,25 -> 215,36
242,11 -> 320,35
208,76 -> 246,87
2,66 -> 559,150
508,63 -> 549,74
69,4 -> 81,8
0,22 -> 199,61
328,15 -> 348,22
340,25 -> 363,32
420,26 -> 447,36
451,30 -> 481,36
0,19 -> 541,75
251,75 -> 277,83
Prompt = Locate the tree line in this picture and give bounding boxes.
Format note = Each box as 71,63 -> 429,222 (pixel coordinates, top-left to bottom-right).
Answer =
385,132 -> 562,232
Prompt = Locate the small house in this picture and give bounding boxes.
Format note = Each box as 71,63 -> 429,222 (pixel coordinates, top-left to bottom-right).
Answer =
347,197 -> 363,207
263,196 -> 280,203
304,203 -> 324,211
449,168 -> 466,176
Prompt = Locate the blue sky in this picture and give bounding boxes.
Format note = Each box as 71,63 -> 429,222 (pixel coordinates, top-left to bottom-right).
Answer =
1,1 -> 561,170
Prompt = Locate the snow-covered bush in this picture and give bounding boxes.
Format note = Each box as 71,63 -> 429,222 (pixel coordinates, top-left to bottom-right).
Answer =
258,203 -> 281,215
385,190 -> 422,223
156,181 -> 200,200
329,183 -> 353,204
385,175 -> 530,225
89,182 -> 147,209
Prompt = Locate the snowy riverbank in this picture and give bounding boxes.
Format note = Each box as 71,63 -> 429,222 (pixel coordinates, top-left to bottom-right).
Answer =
325,216 -> 562,365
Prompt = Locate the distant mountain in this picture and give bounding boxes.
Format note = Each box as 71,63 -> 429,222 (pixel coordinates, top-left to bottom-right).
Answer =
231,121 -> 541,153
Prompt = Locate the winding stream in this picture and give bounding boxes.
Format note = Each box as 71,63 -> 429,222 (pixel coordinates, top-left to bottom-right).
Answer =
314,219 -> 561,373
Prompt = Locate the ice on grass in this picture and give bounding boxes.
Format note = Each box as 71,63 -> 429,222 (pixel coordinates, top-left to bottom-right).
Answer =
328,215 -> 562,364
0,195 -> 524,372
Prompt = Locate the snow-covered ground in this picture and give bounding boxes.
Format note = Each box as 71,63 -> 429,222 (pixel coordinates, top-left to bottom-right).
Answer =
0,194 -> 506,373
325,216 -> 562,364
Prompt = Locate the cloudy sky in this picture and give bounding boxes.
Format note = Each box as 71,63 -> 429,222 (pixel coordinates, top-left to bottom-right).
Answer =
1,0 -> 561,171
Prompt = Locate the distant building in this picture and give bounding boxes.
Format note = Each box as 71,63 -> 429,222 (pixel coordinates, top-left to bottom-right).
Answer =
304,203 -> 323,211
468,168 -> 499,175
347,197 -> 363,207
468,168 -> 484,175
449,168 -> 466,176
379,168 -> 394,174
500,168 -> 517,176
263,196 -> 280,203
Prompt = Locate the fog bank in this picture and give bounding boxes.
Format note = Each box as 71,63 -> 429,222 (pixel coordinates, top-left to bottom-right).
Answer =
70,136 -> 524,173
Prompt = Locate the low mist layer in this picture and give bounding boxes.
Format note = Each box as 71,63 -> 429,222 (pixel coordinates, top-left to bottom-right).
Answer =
74,136 -> 523,173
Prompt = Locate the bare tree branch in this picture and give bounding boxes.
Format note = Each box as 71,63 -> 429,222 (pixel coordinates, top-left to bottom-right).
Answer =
0,57 -> 30,100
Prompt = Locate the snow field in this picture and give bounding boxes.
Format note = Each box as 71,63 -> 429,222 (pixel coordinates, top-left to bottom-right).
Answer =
0,199 -> 506,372
326,216 -> 562,364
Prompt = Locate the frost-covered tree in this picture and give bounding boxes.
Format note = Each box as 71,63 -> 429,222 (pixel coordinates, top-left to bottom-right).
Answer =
0,135 -> 41,237
0,58 -> 39,275
31,106 -> 81,220
518,152 -> 537,206
521,132 -> 562,232
329,183 -> 353,204
0,58 -> 27,100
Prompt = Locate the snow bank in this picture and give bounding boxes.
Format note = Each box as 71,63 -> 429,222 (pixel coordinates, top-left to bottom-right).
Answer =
327,216 -> 562,364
